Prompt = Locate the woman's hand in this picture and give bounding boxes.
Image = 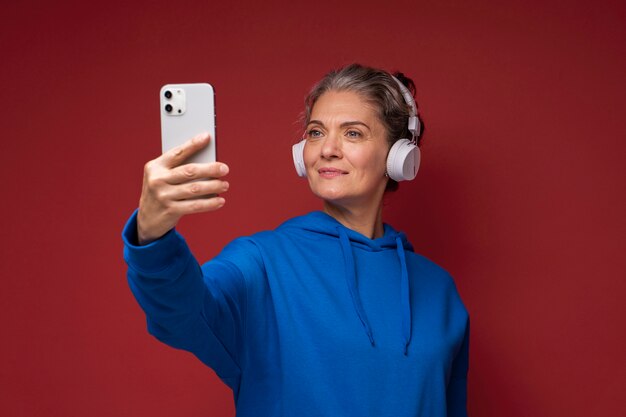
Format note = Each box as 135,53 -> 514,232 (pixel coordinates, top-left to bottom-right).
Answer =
136,132 -> 229,245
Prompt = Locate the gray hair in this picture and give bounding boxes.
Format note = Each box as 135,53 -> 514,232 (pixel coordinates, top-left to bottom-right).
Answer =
303,63 -> 424,191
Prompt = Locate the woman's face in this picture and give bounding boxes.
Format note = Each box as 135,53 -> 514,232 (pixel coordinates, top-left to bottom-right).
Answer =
303,90 -> 390,209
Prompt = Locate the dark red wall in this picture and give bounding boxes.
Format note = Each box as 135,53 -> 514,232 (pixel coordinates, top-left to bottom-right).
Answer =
1,0 -> 624,416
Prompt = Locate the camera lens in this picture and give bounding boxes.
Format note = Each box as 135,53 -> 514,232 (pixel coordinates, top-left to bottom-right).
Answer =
164,90 -> 172,99
165,104 -> 173,113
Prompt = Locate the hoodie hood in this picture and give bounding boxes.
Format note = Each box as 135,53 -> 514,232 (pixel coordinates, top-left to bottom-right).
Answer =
279,211 -> 415,355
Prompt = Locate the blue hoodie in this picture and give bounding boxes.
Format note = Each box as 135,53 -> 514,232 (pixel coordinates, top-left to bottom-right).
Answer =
123,210 -> 469,417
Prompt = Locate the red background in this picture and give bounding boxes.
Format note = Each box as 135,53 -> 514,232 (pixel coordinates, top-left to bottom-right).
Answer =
1,0 -> 624,416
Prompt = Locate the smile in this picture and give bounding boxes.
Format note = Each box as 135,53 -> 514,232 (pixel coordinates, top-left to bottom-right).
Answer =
318,167 -> 348,178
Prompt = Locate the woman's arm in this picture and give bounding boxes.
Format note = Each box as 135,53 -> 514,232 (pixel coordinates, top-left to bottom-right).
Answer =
123,133 -> 246,387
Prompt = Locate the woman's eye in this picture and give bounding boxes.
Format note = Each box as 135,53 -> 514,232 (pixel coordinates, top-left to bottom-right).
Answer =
307,129 -> 323,138
346,130 -> 362,138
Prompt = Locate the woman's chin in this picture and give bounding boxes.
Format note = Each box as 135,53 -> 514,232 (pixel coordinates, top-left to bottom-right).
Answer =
309,183 -> 348,202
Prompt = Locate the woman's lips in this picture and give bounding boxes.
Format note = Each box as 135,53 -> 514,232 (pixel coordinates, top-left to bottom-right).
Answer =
318,167 -> 348,178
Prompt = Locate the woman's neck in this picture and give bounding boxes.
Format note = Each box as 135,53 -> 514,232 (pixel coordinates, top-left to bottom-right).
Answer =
323,201 -> 384,239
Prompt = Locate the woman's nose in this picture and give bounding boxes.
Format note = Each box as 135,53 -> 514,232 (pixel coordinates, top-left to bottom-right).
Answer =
320,133 -> 342,159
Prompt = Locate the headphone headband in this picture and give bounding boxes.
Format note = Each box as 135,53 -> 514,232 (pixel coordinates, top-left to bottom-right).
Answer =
391,76 -> 421,141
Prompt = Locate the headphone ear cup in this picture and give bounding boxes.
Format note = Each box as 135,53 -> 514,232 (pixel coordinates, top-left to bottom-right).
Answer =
292,140 -> 307,177
386,139 -> 421,181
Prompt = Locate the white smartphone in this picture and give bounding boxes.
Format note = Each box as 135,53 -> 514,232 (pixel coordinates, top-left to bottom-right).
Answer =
160,83 -> 216,164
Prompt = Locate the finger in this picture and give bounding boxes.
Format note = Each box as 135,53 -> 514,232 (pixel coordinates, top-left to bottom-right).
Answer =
167,162 -> 229,184
175,196 -> 226,215
160,132 -> 211,168
168,179 -> 229,200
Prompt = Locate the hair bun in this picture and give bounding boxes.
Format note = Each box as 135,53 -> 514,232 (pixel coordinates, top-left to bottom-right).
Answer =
392,71 -> 416,96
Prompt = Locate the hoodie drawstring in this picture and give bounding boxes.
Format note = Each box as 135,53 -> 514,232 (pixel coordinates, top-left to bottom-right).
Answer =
339,228 -> 375,346
338,227 -> 413,355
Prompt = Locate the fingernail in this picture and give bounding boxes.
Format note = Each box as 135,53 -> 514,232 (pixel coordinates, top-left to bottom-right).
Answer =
220,164 -> 229,175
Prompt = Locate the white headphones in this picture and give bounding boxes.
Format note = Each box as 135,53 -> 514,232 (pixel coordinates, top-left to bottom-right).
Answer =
292,76 -> 421,182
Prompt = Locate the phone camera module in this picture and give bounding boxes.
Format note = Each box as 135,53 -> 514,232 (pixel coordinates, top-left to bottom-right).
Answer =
162,86 -> 185,116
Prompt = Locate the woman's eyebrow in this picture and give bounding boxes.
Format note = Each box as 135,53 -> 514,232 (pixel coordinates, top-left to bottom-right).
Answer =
307,120 -> 325,128
340,121 -> 370,130
306,120 -> 371,130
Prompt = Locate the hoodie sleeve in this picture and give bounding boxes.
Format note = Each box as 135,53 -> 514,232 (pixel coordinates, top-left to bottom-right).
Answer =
446,317 -> 470,417
122,210 -> 250,387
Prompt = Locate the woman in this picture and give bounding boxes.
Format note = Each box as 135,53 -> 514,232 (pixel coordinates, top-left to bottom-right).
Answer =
123,64 -> 469,416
